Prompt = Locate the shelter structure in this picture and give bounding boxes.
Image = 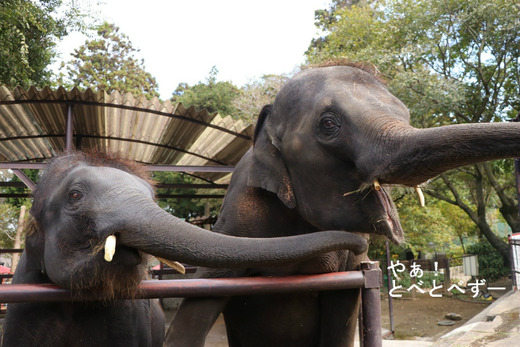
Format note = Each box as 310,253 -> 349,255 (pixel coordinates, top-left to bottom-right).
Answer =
0,86 -> 254,199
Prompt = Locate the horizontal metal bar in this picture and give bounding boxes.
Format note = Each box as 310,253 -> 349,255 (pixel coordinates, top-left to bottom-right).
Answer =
0,163 -> 46,169
147,165 -> 235,172
157,194 -> 225,199
157,183 -> 228,189
0,182 -> 229,190
0,249 -> 24,254
0,194 -> 31,198
0,182 -> 27,187
0,162 -> 235,173
0,193 -> 225,200
0,272 -> 365,303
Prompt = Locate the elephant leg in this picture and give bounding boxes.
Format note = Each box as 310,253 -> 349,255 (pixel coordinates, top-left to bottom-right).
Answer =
150,299 -> 165,347
319,288 -> 361,347
164,296 -> 229,347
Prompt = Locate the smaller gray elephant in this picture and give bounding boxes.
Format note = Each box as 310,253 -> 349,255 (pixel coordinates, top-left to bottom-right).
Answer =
2,151 -> 366,347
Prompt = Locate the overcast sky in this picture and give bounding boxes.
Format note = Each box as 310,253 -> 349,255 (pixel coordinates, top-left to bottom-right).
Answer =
55,0 -> 331,99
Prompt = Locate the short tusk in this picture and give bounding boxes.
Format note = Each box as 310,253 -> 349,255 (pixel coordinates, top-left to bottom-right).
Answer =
104,235 -> 117,262
156,257 -> 186,274
415,186 -> 425,207
373,179 -> 381,191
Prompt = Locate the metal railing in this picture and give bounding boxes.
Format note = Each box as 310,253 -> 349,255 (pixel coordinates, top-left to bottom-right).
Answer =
0,252 -> 382,347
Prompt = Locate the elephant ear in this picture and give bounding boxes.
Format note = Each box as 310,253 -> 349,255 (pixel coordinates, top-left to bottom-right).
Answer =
23,216 -> 46,274
247,105 -> 296,208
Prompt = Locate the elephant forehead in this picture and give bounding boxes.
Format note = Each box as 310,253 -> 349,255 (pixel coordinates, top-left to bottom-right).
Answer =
68,165 -> 154,198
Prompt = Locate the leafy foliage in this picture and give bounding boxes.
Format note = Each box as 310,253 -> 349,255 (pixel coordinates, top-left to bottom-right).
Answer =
172,67 -> 289,123
233,74 -> 289,123
369,191 -> 474,262
0,0 -> 81,88
172,66 -> 239,117
0,203 -> 18,248
466,240 -> 510,281
306,0 -> 520,261
57,22 -> 159,98
393,270 -> 445,289
153,172 -> 221,222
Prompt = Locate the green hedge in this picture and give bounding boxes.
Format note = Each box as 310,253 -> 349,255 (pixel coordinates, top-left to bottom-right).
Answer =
465,241 -> 510,281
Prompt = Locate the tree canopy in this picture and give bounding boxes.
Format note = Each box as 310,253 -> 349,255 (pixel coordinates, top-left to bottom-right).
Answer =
57,22 -> 159,98
172,66 -> 239,117
307,0 -> 520,261
233,74 -> 289,123
0,0 -> 77,88
172,67 -> 289,124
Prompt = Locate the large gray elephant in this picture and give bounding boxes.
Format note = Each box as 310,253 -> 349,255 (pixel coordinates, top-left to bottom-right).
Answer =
1,151 -> 367,347
166,62 -> 520,347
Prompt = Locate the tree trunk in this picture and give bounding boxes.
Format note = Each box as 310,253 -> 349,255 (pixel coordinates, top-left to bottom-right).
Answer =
427,168 -> 509,261
480,162 -> 520,234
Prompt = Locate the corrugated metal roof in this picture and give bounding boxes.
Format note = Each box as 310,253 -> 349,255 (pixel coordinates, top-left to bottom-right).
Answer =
0,86 -> 254,184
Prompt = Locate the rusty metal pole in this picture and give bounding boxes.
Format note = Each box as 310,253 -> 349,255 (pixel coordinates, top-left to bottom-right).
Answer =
0,272 -> 366,303
361,261 -> 383,347
385,240 -> 395,336
65,104 -> 74,152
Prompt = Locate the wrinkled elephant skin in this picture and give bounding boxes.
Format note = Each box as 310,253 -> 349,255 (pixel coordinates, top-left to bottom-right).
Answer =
166,64 -> 520,347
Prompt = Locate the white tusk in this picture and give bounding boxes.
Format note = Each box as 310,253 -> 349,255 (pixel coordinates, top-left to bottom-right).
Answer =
104,235 -> 117,262
373,179 -> 381,191
156,257 -> 186,274
415,186 -> 425,207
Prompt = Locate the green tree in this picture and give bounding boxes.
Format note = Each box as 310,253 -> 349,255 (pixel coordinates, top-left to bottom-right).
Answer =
172,66 -> 239,117
0,0 -> 87,88
466,240 -> 510,281
233,74 -> 289,124
153,171 -> 221,222
306,0 -> 520,261
0,202 -> 18,248
58,22 -> 159,98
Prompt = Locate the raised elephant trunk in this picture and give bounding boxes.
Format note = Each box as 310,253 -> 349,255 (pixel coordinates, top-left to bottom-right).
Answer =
365,121 -> 520,187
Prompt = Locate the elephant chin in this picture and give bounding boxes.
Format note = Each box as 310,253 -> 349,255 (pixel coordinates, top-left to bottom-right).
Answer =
62,247 -> 149,302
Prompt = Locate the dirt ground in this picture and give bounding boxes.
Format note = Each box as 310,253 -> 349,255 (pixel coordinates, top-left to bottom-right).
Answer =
380,277 -> 513,341
380,292 -> 489,340
166,278 -> 513,346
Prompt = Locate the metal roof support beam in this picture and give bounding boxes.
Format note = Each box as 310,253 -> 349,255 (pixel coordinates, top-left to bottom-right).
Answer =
65,104 -> 74,152
11,169 -> 36,191
0,163 -> 235,173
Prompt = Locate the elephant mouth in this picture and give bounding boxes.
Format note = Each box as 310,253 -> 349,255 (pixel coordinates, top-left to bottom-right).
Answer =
100,234 -> 186,274
373,185 -> 404,243
109,243 -> 143,266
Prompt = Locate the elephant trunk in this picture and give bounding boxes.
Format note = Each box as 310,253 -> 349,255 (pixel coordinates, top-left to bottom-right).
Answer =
114,197 -> 367,268
363,121 -> 520,186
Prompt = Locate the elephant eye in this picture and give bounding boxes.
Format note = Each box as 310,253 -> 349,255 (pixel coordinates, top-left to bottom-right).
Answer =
322,119 -> 336,128
318,113 -> 341,137
69,191 -> 83,200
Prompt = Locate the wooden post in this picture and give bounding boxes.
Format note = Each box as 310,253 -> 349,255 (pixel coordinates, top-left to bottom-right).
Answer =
11,206 -> 25,272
